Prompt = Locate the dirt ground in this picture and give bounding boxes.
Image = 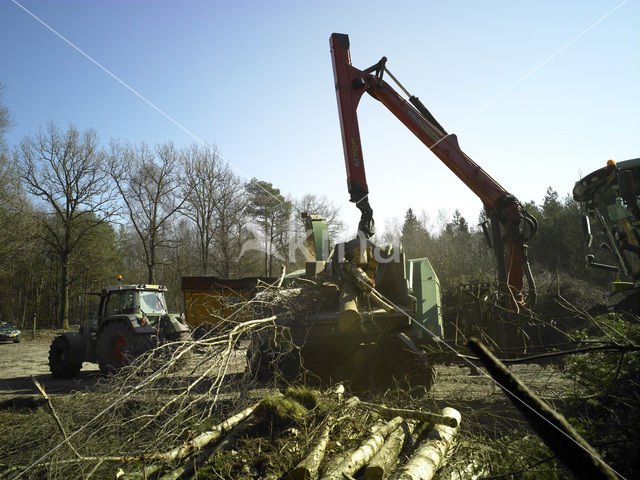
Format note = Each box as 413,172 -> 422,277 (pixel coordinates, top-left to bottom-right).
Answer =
0,331 -> 100,403
0,330 -> 569,408
0,332 -> 577,479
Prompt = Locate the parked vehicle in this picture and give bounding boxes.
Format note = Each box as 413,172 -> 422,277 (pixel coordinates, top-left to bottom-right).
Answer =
0,321 -> 22,343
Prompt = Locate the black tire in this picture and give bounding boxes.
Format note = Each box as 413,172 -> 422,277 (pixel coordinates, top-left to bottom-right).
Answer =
49,335 -> 82,378
96,321 -> 154,373
368,343 -> 436,392
13,340 -> 20,343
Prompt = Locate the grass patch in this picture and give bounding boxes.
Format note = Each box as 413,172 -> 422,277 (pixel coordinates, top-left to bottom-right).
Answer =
252,394 -> 307,431
284,386 -> 319,410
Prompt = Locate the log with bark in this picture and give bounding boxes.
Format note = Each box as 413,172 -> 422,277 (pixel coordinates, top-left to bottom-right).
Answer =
122,402 -> 259,480
391,407 -> 461,480
320,416 -> 404,480
359,401 -> 458,428
364,421 -> 416,480
468,337 -> 618,480
289,421 -> 333,480
158,417 -> 255,480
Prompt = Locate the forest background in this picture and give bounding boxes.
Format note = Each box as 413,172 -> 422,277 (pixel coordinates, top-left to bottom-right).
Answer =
0,89 -> 615,330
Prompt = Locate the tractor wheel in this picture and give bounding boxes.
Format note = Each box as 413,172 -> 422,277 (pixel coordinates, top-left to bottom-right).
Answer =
96,321 -> 154,373
368,343 -> 436,393
49,335 -> 82,378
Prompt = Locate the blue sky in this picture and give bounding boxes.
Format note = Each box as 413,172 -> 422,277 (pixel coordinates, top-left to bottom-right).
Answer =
1,0 -> 638,237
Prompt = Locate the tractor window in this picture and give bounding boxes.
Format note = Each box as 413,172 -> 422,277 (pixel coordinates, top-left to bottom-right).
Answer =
122,292 -> 137,313
139,291 -> 166,314
105,292 -> 123,315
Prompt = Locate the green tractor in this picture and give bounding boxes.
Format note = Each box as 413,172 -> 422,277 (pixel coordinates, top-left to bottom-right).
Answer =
49,283 -> 190,377
573,158 -> 640,313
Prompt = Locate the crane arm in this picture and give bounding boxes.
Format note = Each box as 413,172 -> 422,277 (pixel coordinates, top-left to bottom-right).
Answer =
330,33 -> 536,308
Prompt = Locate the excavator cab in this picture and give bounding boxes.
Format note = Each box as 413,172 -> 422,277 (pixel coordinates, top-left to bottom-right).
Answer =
573,158 -> 640,312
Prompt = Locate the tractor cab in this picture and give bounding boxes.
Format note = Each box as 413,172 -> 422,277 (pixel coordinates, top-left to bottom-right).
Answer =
99,284 -> 169,319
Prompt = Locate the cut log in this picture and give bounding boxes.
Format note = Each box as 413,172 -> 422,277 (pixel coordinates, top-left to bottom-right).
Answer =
165,401 -> 258,461
334,384 -> 345,403
322,448 -> 356,476
364,421 -> 416,480
289,421 -> 332,480
338,282 -> 362,332
391,407 -> 461,480
320,416 -> 404,480
359,402 -> 458,428
122,402 -> 259,480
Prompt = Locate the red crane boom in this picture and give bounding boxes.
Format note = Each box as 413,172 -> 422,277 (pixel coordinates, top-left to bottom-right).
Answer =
330,33 -> 536,309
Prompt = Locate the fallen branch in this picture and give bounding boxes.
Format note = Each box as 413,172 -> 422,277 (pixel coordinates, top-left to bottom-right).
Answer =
320,416 -> 404,480
31,376 -> 80,459
392,407 -> 461,480
358,402 -> 458,428
458,343 -> 640,364
122,402 -> 259,480
468,338 -> 618,480
139,316 -> 276,430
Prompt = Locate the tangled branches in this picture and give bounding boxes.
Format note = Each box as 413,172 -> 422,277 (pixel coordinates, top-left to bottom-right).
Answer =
2,314 -> 280,480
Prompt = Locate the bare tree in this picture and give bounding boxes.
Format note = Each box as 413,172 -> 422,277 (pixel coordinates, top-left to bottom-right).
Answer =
294,193 -> 344,240
183,144 -> 223,275
109,141 -> 187,283
18,122 -> 115,328
212,168 -> 246,277
0,83 -> 11,154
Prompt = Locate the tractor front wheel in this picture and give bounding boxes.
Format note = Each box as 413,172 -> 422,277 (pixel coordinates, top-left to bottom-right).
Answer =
49,335 -> 82,378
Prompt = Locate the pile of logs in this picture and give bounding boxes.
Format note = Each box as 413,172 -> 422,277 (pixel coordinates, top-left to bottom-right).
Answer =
117,386 -> 461,480
294,398 -> 461,480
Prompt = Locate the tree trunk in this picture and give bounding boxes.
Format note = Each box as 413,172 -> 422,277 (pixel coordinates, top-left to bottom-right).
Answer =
321,416 -> 404,480
59,250 -> 70,329
468,338 -> 617,480
289,421 -> 332,480
359,402 -> 458,428
391,407 -> 461,480
148,230 -> 156,283
364,421 -> 416,480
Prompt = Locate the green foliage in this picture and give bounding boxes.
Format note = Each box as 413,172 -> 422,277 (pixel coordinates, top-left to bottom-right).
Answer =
444,209 -> 469,235
401,208 -> 429,258
284,386 -> 319,410
245,178 -> 292,276
195,453 -> 234,478
565,314 -> 640,477
252,394 -> 307,431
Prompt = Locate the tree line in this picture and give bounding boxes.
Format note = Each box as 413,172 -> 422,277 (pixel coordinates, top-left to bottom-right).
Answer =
392,187 -> 615,297
0,91 -> 342,328
0,88 -> 610,331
